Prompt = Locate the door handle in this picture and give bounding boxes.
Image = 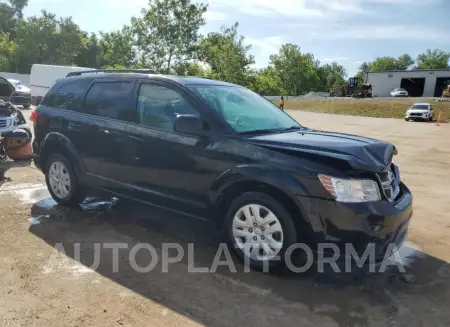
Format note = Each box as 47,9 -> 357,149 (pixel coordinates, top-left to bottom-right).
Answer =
102,129 -> 110,135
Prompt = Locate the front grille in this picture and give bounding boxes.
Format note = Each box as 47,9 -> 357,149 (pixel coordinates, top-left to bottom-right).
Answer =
377,164 -> 400,202
410,113 -> 422,116
0,119 -> 11,128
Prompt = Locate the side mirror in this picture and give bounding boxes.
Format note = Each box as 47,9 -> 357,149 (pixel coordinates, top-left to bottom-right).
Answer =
173,114 -> 206,136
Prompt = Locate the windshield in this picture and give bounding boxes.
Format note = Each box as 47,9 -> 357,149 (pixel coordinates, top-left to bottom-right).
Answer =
394,88 -> 406,91
189,85 -> 301,134
410,104 -> 429,110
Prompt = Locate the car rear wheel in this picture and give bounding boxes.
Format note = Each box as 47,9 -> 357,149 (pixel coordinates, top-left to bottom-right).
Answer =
45,153 -> 86,207
225,192 -> 298,272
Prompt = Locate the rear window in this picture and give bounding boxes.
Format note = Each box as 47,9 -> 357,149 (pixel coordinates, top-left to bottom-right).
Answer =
41,79 -> 91,111
82,81 -> 135,121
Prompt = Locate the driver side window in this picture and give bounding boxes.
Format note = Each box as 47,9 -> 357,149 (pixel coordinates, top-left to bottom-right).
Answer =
137,84 -> 200,132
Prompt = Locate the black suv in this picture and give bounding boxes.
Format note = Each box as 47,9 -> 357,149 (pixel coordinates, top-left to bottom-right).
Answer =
32,70 -> 413,271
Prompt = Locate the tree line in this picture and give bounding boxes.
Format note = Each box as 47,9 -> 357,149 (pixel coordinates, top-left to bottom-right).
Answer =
1,0 -> 449,95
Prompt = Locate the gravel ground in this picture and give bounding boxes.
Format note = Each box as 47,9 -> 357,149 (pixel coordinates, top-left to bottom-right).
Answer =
0,109 -> 449,327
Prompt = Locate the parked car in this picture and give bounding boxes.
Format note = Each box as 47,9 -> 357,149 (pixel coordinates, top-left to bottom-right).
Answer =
0,77 -> 31,109
390,88 -> 408,97
30,64 -> 95,106
405,103 -> 434,121
31,70 -> 413,271
0,100 -> 30,136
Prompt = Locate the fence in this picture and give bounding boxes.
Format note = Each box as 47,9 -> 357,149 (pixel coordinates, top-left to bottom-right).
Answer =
0,72 -> 30,86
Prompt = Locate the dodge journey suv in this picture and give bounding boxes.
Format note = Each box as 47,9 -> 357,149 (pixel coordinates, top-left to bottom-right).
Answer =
32,70 -> 413,271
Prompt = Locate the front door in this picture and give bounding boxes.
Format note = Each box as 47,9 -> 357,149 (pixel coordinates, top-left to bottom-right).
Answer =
123,81 -> 216,217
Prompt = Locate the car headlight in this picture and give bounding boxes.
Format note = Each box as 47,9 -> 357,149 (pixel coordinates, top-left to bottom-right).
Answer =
14,116 -> 20,126
318,174 -> 381,203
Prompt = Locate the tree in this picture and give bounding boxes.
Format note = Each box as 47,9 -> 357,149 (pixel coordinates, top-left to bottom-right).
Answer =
318,62 -> 347,92
269,44 -> 322,95
75,33 -> 100,68
247,67 -> 282,95
98,26 -> 137,68
13,10 -> 86,73
131,0 -> 207,73
416,49 -> 450,69
0,32 -> 16,70
0,0 -> 28,36
199,22 -> 254,86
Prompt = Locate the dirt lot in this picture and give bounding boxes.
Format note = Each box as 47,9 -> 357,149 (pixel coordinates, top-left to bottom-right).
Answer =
1,110 -> 450,327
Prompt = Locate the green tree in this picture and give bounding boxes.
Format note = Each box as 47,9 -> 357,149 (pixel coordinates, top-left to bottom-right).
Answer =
0,32 -> 16,70
131,0 -> 207,73
13,10 -> 86,73
318,62 -> 347,92
98,26 -> 136,68
416,49 -> 450,69
75,33 -> 100,68
269,44 -> 321,95
199,22 -> 254,86
247,67 -> 282,95
0,0 -> 28,36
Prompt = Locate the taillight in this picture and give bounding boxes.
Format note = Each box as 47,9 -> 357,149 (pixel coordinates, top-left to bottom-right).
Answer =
30,110 -> 38,123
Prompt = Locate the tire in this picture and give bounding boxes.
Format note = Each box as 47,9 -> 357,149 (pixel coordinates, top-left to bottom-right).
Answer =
23,104 -> 31,109
405,118 -> 409,121
224,191 -> 298,272
45,153 -> 86,207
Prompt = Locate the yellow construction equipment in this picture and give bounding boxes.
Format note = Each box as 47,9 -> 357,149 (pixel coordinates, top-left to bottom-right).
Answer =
330,77 -> 372,98
442,84 -> 450,98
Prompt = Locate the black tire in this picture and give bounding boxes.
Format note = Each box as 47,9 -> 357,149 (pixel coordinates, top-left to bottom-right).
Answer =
45,153 -> 86,207
405,118 -> 409,121
23,104 -> 31,109
224,192 -> 298,273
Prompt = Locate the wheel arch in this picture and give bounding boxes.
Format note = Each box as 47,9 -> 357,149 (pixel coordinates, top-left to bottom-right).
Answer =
212,178 -> 312,241
40,132 -> 86,179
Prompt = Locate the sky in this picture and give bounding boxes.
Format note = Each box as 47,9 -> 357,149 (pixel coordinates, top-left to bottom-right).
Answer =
24,0 -> 449,76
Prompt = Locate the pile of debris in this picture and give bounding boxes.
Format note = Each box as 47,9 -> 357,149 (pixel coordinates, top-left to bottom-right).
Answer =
298,92 -> 330,99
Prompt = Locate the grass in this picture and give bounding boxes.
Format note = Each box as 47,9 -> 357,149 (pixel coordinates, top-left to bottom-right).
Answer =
276,98 -> 450,121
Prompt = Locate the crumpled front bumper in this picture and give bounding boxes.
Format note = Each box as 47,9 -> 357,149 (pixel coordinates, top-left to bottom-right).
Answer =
293,182 -> 413,263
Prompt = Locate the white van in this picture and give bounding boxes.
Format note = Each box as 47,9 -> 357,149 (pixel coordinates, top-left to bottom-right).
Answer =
30,64 -> 94,105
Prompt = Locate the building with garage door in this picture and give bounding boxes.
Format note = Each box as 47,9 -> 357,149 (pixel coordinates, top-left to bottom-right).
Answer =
365,69 -> 450,97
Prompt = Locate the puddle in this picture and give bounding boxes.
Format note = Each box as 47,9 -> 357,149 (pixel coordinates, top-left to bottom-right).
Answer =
0,182 -> 49,204
28,215 -> 50,225
395,241 -> 425,267
80,196 -> 120,212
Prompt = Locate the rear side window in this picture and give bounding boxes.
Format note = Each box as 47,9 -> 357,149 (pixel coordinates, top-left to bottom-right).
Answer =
83,81 -> 135,121
42,79 -> 91,111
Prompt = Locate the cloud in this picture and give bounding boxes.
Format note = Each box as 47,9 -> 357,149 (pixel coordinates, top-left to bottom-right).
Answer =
246,35 -> 287,67
203,11 -> 226,20
312,24 -> 448,41
320,57 -> 349,62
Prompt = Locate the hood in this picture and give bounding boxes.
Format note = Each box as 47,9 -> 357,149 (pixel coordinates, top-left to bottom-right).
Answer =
408,109 -> 429,113
7,79 -> 30,93
248,130 -> 397,173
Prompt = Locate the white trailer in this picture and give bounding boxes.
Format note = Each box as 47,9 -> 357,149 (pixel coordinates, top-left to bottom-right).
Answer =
30,64 -> 94,105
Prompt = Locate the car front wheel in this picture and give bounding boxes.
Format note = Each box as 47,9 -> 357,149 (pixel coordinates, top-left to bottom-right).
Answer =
45,153 -> 86,207
225,192 -> 298,272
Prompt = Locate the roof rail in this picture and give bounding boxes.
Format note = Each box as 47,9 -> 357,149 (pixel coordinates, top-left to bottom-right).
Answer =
66,69 -> 157,77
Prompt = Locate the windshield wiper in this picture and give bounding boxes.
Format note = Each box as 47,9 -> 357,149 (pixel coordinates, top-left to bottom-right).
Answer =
280,125 -> 303,132
239,128 -> 282,136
